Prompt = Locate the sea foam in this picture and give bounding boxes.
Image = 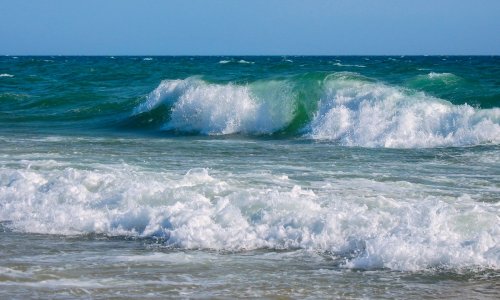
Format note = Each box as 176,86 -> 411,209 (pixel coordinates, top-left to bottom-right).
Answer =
0,164 -> 498,271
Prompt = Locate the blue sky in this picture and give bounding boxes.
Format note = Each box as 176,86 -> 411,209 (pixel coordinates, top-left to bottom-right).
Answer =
1,0 -> 499,55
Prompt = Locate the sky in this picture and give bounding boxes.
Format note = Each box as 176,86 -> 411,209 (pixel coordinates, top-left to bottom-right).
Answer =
1,0 -> 499,55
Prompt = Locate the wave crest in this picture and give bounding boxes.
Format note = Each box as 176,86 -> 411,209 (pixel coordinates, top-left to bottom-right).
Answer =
134,77 -> 297,135
308,77 -> 500,148
132,74 -> 500,147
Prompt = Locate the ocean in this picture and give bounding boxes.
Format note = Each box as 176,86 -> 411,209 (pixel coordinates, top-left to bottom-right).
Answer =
0,56 -> 499,298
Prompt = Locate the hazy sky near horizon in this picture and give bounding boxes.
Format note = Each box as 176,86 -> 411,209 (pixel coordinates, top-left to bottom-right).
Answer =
1,0 -> 499,55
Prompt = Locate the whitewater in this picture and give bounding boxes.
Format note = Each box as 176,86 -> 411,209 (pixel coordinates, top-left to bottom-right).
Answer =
133,74 -> 499,147
0,56 -> 499,298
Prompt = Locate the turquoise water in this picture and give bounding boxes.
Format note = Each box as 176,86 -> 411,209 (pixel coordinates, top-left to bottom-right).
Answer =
0,56 -> 499,298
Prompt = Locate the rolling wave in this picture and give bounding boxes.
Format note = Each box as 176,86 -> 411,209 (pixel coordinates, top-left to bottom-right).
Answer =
134,77 -> 298,135
131,74 -> 500,148
308,73 -> 500,147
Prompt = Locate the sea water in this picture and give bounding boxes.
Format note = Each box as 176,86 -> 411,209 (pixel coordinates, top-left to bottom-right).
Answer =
0,56 -> 499,298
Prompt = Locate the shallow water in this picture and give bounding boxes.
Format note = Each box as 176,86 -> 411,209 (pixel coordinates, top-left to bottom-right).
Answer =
1,228 -> 498,299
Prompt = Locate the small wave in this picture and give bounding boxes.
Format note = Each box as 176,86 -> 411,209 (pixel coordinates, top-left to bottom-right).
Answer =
143,57 -> 153,61
218,59 -> 255,65
0,73 -> 14,78
427,72 -> 459,80
406,72 -> 464,96
332,62 -> 366,68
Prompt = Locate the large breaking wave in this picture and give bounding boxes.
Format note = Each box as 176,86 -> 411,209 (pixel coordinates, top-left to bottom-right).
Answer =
133,77 -> 297,135
131,73 -> 500,148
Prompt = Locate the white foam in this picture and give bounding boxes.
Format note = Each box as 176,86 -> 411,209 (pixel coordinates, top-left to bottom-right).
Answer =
420,72 -> 462,85
308,76 -> 500,148
0,165 -> 498,271
218,59 -> 254,64
238,59 -> 254,64
332,62 -> 366,68
0,267 -> 35,280
428,72 -> 454,79
134,79 -> 191,114
134,78 -> 296,135
0,74 -> 14,78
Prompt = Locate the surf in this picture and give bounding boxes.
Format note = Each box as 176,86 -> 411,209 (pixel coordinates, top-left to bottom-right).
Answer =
129,73 -> 500,148
1,162 -> 498,271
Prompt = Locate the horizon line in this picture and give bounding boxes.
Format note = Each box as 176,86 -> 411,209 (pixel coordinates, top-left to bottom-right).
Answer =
2,54 -> 500,57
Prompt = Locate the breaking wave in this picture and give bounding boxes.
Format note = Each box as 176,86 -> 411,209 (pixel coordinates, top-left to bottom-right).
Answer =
133,77 -> 298,135
131,74 -> 500,148
308,73 -> 500,147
